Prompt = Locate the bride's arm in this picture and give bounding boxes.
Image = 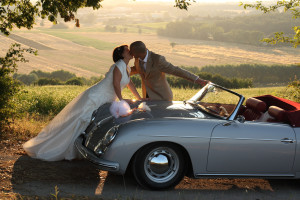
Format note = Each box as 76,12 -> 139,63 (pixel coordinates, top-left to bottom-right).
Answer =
127,80 -> 142,100
113,66 -> 123,101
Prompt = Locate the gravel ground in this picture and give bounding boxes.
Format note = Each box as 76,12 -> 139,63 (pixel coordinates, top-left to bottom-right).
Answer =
1,140 -> 300,200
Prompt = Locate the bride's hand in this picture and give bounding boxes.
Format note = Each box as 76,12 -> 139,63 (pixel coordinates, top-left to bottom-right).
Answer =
120,109 -> 133,117
123,99 -> 134,104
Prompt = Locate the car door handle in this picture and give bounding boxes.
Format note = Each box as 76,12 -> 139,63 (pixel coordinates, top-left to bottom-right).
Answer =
281,138 -> 294,143
222,121 -> 234,126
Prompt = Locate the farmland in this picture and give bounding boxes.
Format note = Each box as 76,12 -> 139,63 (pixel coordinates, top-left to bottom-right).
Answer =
1,24 -> 300,78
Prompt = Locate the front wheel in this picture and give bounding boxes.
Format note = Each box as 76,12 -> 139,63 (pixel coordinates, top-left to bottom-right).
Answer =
132,143 -> 186,190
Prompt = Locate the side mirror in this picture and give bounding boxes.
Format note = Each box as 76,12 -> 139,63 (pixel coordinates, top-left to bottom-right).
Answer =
236,115 -> 245,123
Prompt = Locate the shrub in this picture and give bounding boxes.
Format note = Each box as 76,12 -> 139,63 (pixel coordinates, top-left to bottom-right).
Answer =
65,77 -> 84,85
88,75 -> 104,85
0,44 -> 37,129
281,77 -> 300,102
14,73 -> 38,85
36,78 -> 61,85
50,70 -> 76,81
28,93 -> 69,115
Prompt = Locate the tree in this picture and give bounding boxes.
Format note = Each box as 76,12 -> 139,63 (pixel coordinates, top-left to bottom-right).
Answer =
170,42 -> 177,48
50,70 -> 75,81
0,0 -> 193,36
14,73 -> 38,85
0,44 -> 37,128
241,0 -> 300,47
65,77 -> 84,86
0,0 -> 102,35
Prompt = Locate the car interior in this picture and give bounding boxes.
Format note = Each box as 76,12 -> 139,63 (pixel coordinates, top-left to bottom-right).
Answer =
238,95 -> 300,127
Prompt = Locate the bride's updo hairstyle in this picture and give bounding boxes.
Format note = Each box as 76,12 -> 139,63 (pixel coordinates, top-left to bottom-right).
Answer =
113,45 -> 128,63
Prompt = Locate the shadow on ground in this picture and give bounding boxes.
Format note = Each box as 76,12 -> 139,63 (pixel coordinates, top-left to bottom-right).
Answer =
12,156 -> 300,200
12,155 -> 101,197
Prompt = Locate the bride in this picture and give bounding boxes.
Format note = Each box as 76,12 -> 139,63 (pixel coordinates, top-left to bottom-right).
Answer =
23,45 -> 141,161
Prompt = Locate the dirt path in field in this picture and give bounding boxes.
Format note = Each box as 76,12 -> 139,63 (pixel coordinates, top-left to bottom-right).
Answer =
1,140 -> 300,200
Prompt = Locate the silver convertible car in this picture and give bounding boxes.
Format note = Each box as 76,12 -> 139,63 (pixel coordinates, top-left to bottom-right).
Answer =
75,83 -> 300,190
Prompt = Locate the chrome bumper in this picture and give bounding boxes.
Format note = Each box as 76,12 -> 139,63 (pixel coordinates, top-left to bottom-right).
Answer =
75,135 -> 120,172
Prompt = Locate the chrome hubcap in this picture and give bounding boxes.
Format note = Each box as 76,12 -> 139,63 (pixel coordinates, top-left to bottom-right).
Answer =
144,147 -> 179,183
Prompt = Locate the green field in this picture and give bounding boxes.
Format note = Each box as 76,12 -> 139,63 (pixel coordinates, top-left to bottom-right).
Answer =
5,85 -> 292,140
42,30 -> 117,50
14,85 -> 286,117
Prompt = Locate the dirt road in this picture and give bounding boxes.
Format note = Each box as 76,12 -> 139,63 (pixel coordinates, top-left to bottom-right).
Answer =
1,141 -> 300,200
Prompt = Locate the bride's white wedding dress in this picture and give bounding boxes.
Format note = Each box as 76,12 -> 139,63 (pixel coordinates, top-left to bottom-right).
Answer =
23,59 -> 130,161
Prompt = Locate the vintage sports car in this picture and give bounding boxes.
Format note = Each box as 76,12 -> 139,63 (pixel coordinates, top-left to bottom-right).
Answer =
75,83 -> 300,190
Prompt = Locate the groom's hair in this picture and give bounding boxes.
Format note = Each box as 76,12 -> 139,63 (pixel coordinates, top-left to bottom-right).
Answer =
130,41 -> 146,54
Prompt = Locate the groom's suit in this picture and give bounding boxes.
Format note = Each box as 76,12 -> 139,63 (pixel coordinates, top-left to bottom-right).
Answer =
131,51 -> 198,101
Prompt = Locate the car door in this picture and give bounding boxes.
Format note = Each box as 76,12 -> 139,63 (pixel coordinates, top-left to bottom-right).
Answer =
207,121 -> 296,174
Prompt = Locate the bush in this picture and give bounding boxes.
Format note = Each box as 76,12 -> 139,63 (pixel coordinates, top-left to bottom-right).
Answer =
65,77 -> 84,85
165,72 -> 252,89
28,93 -> 69,115
14,73 -> 38,85
105,25 -> 117,32
50,70 -> 76,81
36,78 -> 61,86
88,75 -> 104,85
0,44 -> 37,129
199,64 -> 300,86
131,75 -> 141,88
281,77 -> 300,102
30,69 -> 76,82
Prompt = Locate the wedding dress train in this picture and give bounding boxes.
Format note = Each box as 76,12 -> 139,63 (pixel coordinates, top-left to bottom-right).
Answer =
23,60 -> 130,161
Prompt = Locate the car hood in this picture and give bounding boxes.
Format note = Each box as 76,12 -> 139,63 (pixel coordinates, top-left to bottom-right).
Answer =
83,101 -> 213,150
116,100 -> 211,123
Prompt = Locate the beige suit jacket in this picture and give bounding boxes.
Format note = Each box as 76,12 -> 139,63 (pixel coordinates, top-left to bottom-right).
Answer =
131,51 -> 198,101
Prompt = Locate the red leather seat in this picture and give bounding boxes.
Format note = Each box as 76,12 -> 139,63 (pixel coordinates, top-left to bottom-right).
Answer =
243,98 -> 267,121
267,106 -> 287,123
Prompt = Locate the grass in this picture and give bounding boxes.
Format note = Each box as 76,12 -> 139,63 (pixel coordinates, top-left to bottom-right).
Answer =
234,87 -> 286,100
0,85 -> 287,140
42,30 -> 117,50
13,85 -> 286,117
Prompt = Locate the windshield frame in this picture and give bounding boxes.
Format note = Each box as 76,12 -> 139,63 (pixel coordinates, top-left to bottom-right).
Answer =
188,83 -> 245,120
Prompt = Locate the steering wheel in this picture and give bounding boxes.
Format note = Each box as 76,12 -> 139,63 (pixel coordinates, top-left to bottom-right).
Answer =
219,106 -> 229,117
205,106 -> 220,114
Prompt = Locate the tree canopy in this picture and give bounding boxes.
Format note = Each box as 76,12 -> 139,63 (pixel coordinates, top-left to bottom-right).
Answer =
241,0 -> 300,47
0,0 -> 194,36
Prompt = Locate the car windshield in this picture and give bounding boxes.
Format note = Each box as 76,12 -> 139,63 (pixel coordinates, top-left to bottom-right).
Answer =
188,83 -> 243,119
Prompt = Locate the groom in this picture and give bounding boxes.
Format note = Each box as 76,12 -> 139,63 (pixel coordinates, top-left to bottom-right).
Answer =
129,41 -> 208,101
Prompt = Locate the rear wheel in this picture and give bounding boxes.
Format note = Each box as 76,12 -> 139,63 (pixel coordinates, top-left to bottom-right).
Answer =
132,143 -> 186,190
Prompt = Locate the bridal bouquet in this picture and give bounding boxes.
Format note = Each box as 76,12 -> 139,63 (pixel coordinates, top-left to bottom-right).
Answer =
110,100 -> 151,118
109,100 -> 132,118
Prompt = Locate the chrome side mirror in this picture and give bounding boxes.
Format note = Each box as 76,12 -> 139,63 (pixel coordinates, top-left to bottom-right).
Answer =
236,115 -> 245,123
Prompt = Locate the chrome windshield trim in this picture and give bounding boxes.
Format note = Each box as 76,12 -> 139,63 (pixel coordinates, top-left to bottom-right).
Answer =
189,83 -> 245,121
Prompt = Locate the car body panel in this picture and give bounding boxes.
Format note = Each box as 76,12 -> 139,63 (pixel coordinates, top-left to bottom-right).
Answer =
293,127 -> 300,176
207,121 -> 296,174
102,118 -> 223,174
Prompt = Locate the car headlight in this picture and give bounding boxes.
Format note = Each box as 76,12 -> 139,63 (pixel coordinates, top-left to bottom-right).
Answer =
102,126 -> 118,147
94,126 -> 118,156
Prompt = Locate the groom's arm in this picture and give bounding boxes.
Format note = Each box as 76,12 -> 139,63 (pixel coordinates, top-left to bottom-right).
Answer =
158,56 -> 207,85
130,66 -> 138,76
